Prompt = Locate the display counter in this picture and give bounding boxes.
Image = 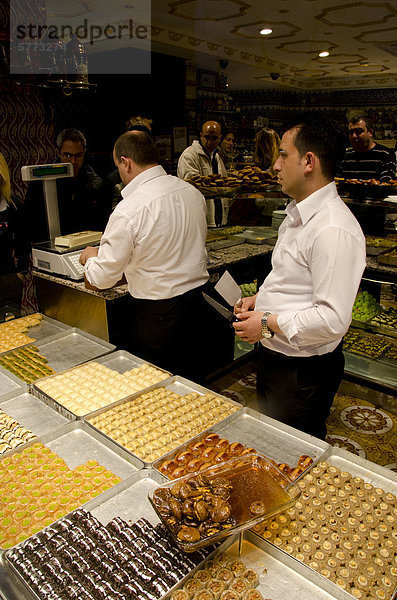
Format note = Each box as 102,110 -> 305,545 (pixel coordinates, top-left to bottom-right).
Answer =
0,317 -> 396,600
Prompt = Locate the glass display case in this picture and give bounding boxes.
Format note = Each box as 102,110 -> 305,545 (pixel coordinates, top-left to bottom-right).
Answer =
343,277 -> 397,397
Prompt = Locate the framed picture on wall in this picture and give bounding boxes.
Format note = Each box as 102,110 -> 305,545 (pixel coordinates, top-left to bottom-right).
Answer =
200,70 -> 216,89
173,126 -> 188,154
155,136 -> 172,161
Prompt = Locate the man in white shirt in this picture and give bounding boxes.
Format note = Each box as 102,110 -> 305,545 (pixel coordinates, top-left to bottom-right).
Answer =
234,116 -> 366,440
177,121 -> 227,181
80,131 -> 212,381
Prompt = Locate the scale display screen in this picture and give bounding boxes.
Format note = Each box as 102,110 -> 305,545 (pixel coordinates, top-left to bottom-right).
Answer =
31,165 -> 70,177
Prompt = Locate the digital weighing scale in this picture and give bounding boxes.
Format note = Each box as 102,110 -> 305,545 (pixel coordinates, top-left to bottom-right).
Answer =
21,163 -> 101,281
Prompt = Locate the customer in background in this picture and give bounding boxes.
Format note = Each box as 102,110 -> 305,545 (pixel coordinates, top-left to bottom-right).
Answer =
0,153 -> 30,314
177,121 -> 227,180
337,114 -> 396,181
80,131 -> 227,382
218,129 -> 236,172
23,128 -> 112,244
233,115 -> 366,440
253,128 -> 281,174
108,117 -> 154,209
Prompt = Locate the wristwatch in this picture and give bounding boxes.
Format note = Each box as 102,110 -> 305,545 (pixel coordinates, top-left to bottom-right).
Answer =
261,312 -> 274,338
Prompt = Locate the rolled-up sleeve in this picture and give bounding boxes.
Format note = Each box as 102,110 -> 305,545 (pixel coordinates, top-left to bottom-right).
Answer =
85,210 -> 135,289
277,227 -> 366,348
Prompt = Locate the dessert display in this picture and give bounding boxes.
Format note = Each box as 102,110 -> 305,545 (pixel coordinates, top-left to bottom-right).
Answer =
35,361 -> 170,416
150,454 -> 298,552
343,329 -> 362,350
88,388 -> 240,462
0,408 -> 36,453
0,313 -> 43,353
0,442 -> 121,549
171,552 -> 265,599
156,431 -> 313,481
347,333 -> 392,359
371,307 -> 397,330
383,342 -> 397,361
240,281 -> 257,298
252,460 -> 397,600
352,291 -> 381,323
365,237 -> 397,250
187,167 -> 276,192
7,510 -> 214,600
0,345 -> 55,383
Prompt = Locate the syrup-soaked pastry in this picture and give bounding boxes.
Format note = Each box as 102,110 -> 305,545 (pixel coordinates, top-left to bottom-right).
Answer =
185,578 -> 204,594
229,560 -> 246,578
194,591 -> 216,600
207,578 -> 226,599
242,591 -> 265,600
171,591 -> 191,600
220,591 -> 239,600
230,577 -> 250,597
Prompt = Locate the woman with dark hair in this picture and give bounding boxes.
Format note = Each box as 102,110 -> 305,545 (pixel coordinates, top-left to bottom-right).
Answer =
253,128 -> 280,173
218,129 -> 236,172
0,153 -> 30,317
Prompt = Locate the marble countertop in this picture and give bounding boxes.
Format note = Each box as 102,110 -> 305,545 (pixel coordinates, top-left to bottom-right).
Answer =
33,245 -> 395,301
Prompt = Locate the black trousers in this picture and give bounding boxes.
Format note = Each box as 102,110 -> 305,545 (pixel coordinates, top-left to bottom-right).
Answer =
256,342 -> 345,440
126,286 -> 234,384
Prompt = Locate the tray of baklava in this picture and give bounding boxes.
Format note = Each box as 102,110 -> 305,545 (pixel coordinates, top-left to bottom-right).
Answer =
0,313 -> 70,354
0,388 -> 74,455
0,420 -> 142,553
84,376 -> 242,467
30,350 -> 172,420
251,446 -> 397,600
0,328 -> 116,385
153,407 -> 329,482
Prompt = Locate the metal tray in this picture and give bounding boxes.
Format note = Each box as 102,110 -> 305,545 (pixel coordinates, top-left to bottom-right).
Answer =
0,366 -> 26,401
85,376 -> 243,467
0,421 -> 143,551
153,407 -> 329,476
252,446 -> 397,600
0,314 -> 70,354
35,328 -> 115,372
30,350 -> 172,420
165,531 -> 341,600
3,469 -> 211,600
0,390 -> 74,437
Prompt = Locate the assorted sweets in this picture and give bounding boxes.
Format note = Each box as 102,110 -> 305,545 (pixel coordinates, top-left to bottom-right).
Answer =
187,166 -> 275,192
151,455 -> 294,551
157,431 -> 313,481
0,442 -> 121,549
8,510 -> 215,600
252,460 -> 397,600
352,291 -> 381,323
371,307 -> 397,330
0,408 -> 36,453
365,237 -> 397,250
35,361 -> 170,415
347,333 -> 393,360
0,313 -> 43,353
0,345 -> 55,383
170,552 -> 265,599
88,388 -> 239,462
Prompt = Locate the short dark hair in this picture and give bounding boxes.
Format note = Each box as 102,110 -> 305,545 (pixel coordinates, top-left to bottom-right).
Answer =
56,128 -> 87,150
286,114 -> 346,180
114,131 -> 160,167
349,114 -> 373,133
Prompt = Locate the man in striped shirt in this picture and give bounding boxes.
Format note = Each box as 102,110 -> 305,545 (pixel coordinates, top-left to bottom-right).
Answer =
337,115 -> 396,182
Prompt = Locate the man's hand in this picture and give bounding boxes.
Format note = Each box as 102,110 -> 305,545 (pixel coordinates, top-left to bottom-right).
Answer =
233,310 -> 263,344
234,294 -> 257,315
79,246 -> 98,265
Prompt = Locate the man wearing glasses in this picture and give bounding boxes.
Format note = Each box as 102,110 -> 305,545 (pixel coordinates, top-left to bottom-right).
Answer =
23,128 -> 112,244
177,121 -> 227,181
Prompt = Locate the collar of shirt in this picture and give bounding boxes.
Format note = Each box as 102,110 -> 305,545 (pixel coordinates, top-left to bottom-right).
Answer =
286,181 -> 338,226
121,165 -> 166,199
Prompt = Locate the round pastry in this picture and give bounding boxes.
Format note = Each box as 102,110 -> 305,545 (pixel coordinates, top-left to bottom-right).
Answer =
220,591 -> 239,600
207,578 -> 225,599
193,591 -> 215,600
184,579 -> 203,594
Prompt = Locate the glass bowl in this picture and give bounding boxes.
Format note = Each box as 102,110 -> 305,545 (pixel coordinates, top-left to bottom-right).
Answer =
148,452 -> 301,552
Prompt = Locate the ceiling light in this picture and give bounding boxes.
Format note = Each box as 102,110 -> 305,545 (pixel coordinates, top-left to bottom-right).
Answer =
318,51 -> 329,57
260,28 -> 272,35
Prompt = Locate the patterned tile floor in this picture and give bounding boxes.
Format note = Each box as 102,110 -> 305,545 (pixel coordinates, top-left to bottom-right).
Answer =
208,360 -> 397,472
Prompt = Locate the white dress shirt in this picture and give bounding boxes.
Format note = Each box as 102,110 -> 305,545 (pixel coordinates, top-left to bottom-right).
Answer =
85,165 -> 209,299
255,182 -> 366,357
